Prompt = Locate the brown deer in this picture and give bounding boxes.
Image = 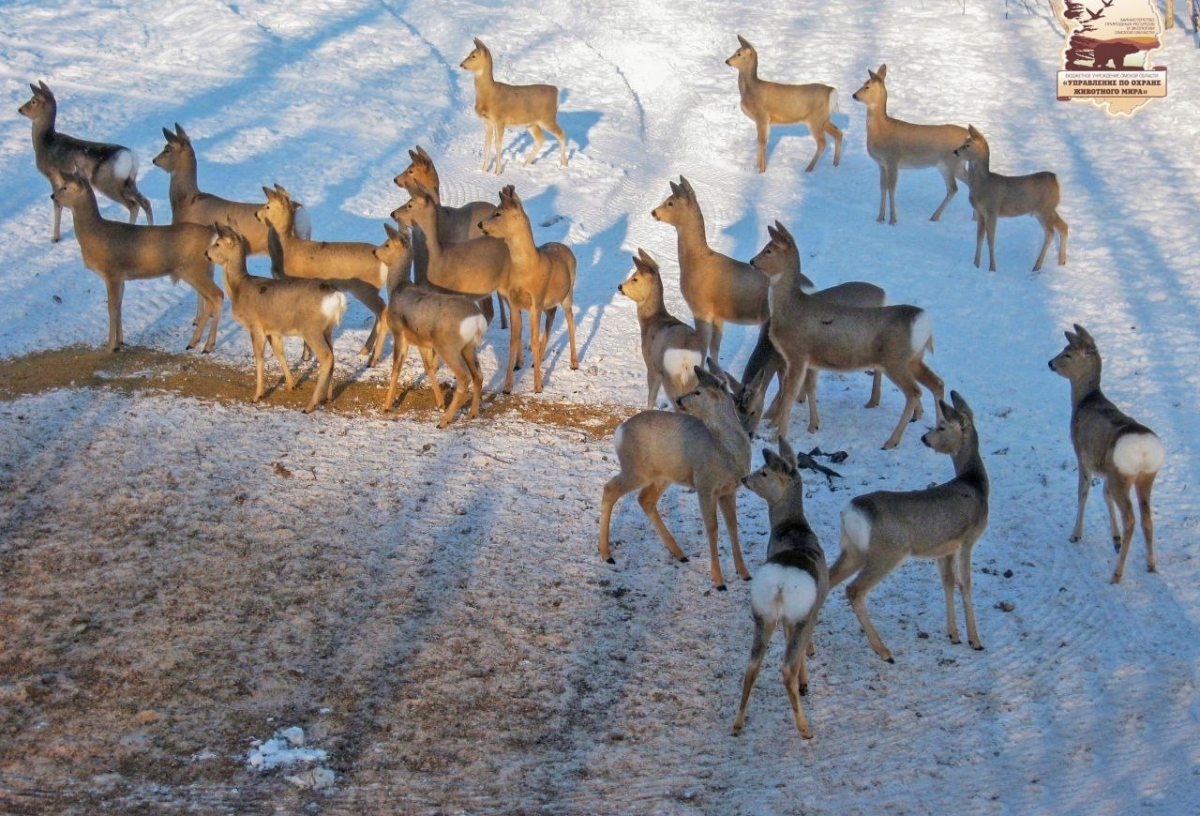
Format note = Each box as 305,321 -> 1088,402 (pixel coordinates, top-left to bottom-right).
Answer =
153,123 -> 311,255
460,38 -> 568,174
477,185 -> 577,394
50,169 -> 221,353
851,65 -> 968,225
19,81 -> 153,242
598,364 -> 752,591
725,35 -> 842,173
207,224 -> 346,413
732,438 -> 829,739
1049,325 -> 1165,583
750,221 -> 944,449
375,223 -> 487,427
953,125 -> 1068,273
829,391 -> 989,663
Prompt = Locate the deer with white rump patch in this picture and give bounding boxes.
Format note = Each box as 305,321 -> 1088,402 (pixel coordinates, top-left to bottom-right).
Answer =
617,248 -> 705,408
1049,325 -> 1164,583
19,81 -> 153,242
598,364 -> 752,591
953,125 -> 1068,272
460,38 -> 568,174
830,391 -> 989,663
651,176 -> 771,362
725,35 -> 843,173
751,221 -> 944,449
375,223 -> 487,428
207,223 -> 346,413
732,438 -> 829,739
851,65 -> 968,225
255,185 -> 387,364
477,185 -> 578,394
153,123 -> 311,255
51,168 -> 222,353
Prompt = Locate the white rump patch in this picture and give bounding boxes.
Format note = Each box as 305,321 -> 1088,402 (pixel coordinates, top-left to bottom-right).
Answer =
910,310 -> 933,357
662,348 -> 702,386
1113,432 -> 1165,477
322,292 -> 348,323
840,504 -> 872,555
112,149 -> 135,181
459,315 -> 487,345
750,563 -> 817,622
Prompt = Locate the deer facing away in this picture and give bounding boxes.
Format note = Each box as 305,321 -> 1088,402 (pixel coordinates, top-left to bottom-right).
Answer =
829,391 -> 989,663
20,81 -> 153,242
725,35 -> 843,173
751,221 -> 944,450
51,168 -> 222,353
851,64 -> 968,225
598,364 -> 752,591
732,438 -> 830,739
1049,325 -> 1164,584
375,223 -> 487,428
954,125 -> 1068,273
460,38 -> 568,174
207,223 -> 346,413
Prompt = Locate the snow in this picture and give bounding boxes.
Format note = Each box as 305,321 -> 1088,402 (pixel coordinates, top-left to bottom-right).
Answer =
2,1 -> 1199,814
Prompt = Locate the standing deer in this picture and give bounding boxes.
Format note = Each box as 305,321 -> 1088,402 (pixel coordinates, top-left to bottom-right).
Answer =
255,185 -> 387,364
651,176 -> 778,362
51,169 -> 222,353
153,123 -> 311,254
1049,325 -> 1164,583
375,223 -> 487,427
725,35 -> 843,173
732,438 -> 829,739
19,81 -> 153,242
953,125 -> 1068,273
751,221 -> 944,449
829,391 -> 989,663
851,65 -> 969,225
460,38 -> 568,174
598,364 -> 752,591
207,223 -> 346,413
477,185 -> 578,393
617,248 -> 705,408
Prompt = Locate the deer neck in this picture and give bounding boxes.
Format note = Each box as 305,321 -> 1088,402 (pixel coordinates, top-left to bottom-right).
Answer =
967,146 -> 992,182
169,149 -> 201,210
1068,363 -> 1104,411
500,220 -> 539,267
221,250 -> 250,296
951,429 -> 988,495
29,111 -> 55,149
736,59 -> 760,93
766,482 -> 809,536
68,189 -> 105,237
705,402 -> 751,471
675,208 -> 710,263
635,280 -> 669,330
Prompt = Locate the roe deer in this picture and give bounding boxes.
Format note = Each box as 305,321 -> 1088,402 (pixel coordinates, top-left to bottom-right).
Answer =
375,224 -> 487,427
19,81 -> 153,243
732,438 -> 829,739
651,176 -> 782,361
153,123 -> 311,255
51,169 -> 221,353
751,221 -> 944,449
953,125 -> 1068,273
617,248 -> 705,408
393,145 -> 505,326
460,38 -> 568,174
725,35 -> 843,173
851,65 -> 968,224
207,224 -> 346,413
829,391 -> 989,663
477,185 -> 578,393
1049,325 -> 1164,583
598,364 -> 752,591
255,185 -> 387,364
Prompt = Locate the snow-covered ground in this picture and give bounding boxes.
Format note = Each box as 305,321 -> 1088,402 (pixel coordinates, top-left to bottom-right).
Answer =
1,1 -> 1198,814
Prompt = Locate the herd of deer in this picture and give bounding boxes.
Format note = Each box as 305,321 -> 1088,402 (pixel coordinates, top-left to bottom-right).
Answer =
18,34 -> 1163,740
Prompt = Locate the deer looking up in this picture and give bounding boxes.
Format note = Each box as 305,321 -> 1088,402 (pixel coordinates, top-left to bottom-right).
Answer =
19,81 -> 153,242
851,64 -> 968,225
725,35 -> 843,173
460,38 -> 568,174
1049,325 -> 1164,584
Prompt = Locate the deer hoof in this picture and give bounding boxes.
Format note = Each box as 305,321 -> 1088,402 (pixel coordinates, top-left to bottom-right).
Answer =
885,657 -> 896,665
605,557 -> 615,565
716,584 -> 727,592
678,556 -> 689,563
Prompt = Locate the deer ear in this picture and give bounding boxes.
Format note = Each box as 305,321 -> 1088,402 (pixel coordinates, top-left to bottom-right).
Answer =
777,437 -> 797,470
162,126 -> 176,142
950,390 -> 973,420
737,34 -> 751,48
968,124 -> 982,138
679,176 -> 695,197
767,223 -> 779,242
38,80 -> 53,96
877,64 -> 887,79
175,123 -> 190,142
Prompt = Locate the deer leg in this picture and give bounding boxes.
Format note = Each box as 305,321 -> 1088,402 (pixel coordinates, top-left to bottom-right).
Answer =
773,357 -> 810,442
104,277 -> 124,352
189,273 -> 223,353
930,161 -> 959,222
306,333 -> 335,414
957,541 -> 984,650
266,334 -> 296,392
1135,473 -> 1156,573
718,491 -> 750,581
985,216 -> 999,272
1071,462 -> 1091,543
697,492 -> 729,590
383,333 -> 408,412
481,123 -> 493,172
1055,215 -> 1069,266
546,120 -> 568,166
494,125 -> 507,175
936,554 -> 962,645
598,470 -> 646,564
845,551 -> 905,663
463,343 -> 484,420
418,346 -> 446,410
1103,478 -> 1122,549
911,358 -> 945,421
881,369 -> 922,450
503,307 -> 523,394
434,348 -> 472,428
732,614 -> 775,736
756,119 -> 770,173
51,199 -> 63,243
1033,214 -> 1054,272
529,306 -> 544,393
636,481 -> 688,564
782,621 -> 814,739
825,119 -> 843,167
1108,480 -> 1138,584
828,531 -> 866,589
563,296 -> 578,370
973,212 -> 986,269
866,369 -> 884,408
874,163 -> 889,223
805,121 -> 826,173
525,124 -> 545,166
804,368 -> 821,433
